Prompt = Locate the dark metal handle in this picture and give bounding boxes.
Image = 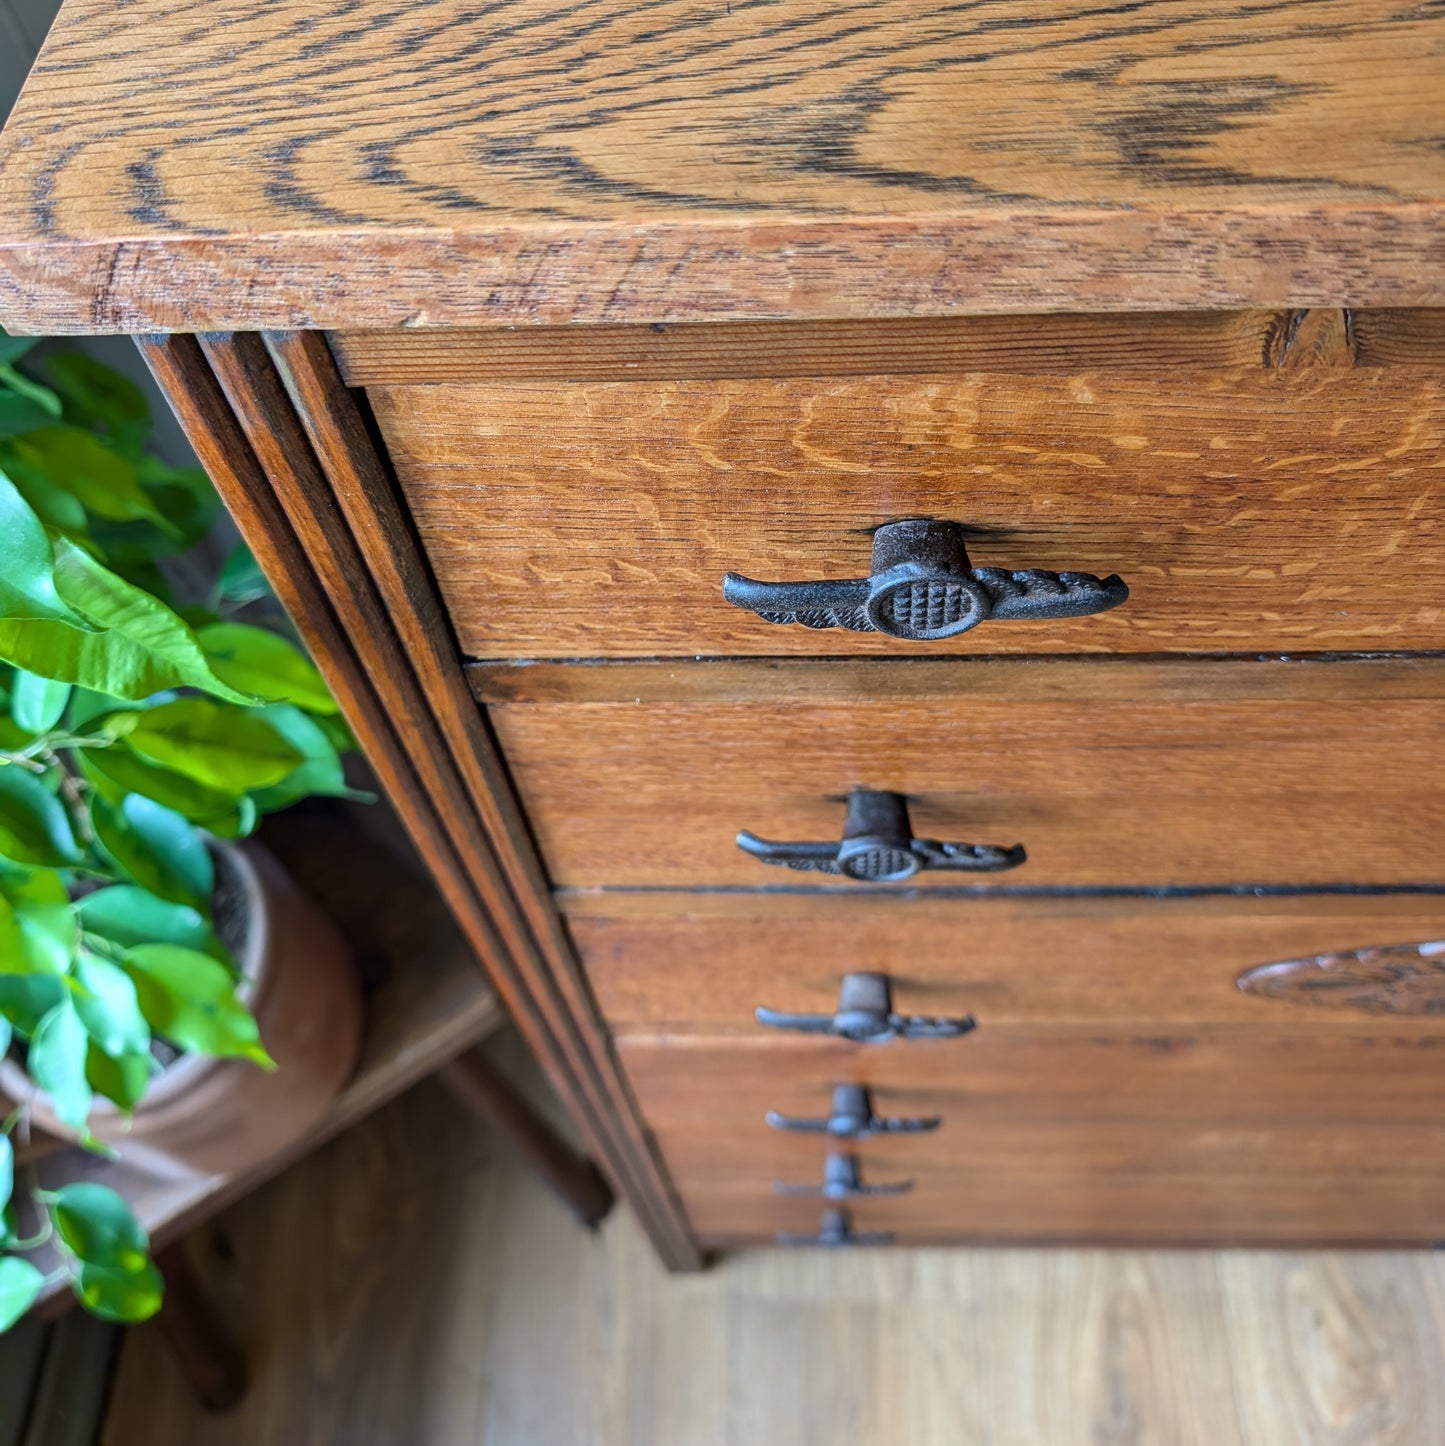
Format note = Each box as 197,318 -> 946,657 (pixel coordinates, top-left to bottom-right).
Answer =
757,972 -> 975,1042
766,1084 -> 941,1140
738,789 -> 1025,883
775,1153 -> 914,1200
724,519 -> 1127,641
777,1207 -> 895,1247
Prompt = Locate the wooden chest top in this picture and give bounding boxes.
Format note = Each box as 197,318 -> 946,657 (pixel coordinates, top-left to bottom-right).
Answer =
1,0 -> 1443,332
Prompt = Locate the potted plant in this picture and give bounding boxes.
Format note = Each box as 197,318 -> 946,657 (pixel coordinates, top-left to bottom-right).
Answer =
0,330 -> 366,1332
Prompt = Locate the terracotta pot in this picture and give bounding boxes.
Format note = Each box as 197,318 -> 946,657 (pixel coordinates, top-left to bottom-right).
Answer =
2,840 -> 363,1179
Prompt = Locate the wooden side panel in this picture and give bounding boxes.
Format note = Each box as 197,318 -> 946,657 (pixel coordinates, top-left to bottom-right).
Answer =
372,369 -> 1445,659
490,694 -> 1445,888
138,334 -> 701,1270
565,894 -> 1445,1033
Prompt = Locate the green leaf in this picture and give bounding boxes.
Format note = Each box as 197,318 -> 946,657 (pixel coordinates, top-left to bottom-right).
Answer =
72,952 -> 150,1058
196,624 -> 335,715
205,793 -> 259,842
0,471 -> 94,628
91,795 -> 212,910
123,944 -> 271,1066
0,1135 -> 11,1215
44,357 -> 149,454
250,704 -> 372,813
0,538 -> 256,703
135,459 -> 219,550
77,886 -> 217,957
51,1182 -> 150,1272
214,544 -> 271,610
0,867 -> 74,975
3,427 -> 171,530
77,743 -> 245,830
1,464 -> 89,538
0,766 -> 82,868
0,393 -> 53,439
75,1259 -> 163,1323
0,1256 -> 44,1331
27,1000 -> 92,1128
9,671 -> 70,735
0,898 -> 21,976
0,973 -> 67,1036
85,1043 -> 152,1111
0,366 -> 62,421
0,330 -> 39,366
125,698 -> 304,793
66,688 -> 123,730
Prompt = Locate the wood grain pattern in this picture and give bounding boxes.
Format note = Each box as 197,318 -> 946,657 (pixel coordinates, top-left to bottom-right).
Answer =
101,1083 -> 1445,1445
615,1032 -> 1445,1127
565,893 -> 1445,1033
653,1116 -> 1445,1187
376,368 -> 1445,659
3,1 -> 1445,330
138,334 -> 701,1269
683,1175 -> 1445,1246
489,693 -> 1445,887
470,653 -> 1445,706
334,309 -> 1445,384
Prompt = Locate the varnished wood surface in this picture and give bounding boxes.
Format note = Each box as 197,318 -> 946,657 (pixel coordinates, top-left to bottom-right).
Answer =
490,693 -> 1445,887
4,2 -> 1445,330
336,309 -> 1445,384
102,1077 -> 1445,1446
472,653 -> 1445,706
652,1117 -> 1445,1187
377,368 -> 1445,659
617,1033 -> 1445,1127
684,1175 -> 1445,1246
566,893 -> 1445,1033
139,335 -> 700,1269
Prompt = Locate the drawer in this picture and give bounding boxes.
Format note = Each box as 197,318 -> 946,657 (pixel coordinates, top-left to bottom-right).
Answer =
489,667 -> 1445,888
616,1034 -> 1445,1129
620,1035 -> 1445,1242
566,893 -> 1445,1033
681,1174 -> 1445,1247
365,364 -> 1445,660
649,1118 -> 1445,1186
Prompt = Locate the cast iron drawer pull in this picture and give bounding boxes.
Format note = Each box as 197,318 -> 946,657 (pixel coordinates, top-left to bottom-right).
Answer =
723,518 -> 1128,641
777,1207 -> 895,1248
766,1083 -> 941,1139
757,972 -> 975,1042
738,788 -> 1025,883
775,1153 -> 914,1200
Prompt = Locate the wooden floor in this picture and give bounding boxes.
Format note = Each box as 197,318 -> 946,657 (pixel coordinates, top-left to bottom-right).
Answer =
104,1036 -> 1445,1446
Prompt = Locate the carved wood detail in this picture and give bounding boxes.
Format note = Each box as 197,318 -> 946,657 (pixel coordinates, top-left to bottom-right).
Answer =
1239,941 -> 1445,1016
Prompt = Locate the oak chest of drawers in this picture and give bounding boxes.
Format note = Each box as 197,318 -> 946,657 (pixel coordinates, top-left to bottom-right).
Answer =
3,0 -> 1444,1267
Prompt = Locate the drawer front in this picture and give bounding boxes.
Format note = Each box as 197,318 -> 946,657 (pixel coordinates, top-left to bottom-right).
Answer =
370,368 -> 1445,660
681,1175 -> 1445,1247
620,1036 -> 1445,1243
492,693 -> 1445,888
566,893 -> 1445,1033
618,1035 -> 1445,1128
